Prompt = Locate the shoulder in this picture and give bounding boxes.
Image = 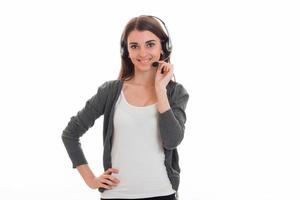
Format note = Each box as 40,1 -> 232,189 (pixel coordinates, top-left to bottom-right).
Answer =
93,80 -> 122,98
98,79 -> 122,90
167,80 -> 189,97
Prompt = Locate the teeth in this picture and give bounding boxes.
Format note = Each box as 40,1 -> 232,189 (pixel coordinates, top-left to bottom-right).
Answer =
139,59 -> 151,64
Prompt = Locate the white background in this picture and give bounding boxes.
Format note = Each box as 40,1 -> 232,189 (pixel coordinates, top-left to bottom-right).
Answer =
0,0 -> 299,200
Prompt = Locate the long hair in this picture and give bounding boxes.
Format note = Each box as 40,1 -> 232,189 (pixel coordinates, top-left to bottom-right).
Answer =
117,15 -> 176,82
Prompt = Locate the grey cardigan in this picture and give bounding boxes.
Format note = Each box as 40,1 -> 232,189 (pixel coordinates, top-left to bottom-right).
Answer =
61,79 -> 189,194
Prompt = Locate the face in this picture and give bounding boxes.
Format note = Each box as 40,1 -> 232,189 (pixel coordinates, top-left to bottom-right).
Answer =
127,30 -> 162,71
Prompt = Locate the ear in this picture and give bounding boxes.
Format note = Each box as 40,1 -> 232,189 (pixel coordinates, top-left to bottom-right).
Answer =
159,52 -> 164,60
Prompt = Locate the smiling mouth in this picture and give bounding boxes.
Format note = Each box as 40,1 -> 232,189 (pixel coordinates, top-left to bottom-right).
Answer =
137,58 -> 152,64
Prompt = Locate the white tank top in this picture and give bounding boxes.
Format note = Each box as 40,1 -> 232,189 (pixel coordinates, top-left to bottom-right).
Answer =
101,91 -> 175,199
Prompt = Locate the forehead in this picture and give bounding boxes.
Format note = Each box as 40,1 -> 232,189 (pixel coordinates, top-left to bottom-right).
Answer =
127,30 -> 160,43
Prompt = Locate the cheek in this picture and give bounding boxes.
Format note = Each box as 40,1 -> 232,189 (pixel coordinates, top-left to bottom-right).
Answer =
156,46 -> 164,56
128,52 -> 139,64
150,47 -> 162,56
128,50 -> 136,59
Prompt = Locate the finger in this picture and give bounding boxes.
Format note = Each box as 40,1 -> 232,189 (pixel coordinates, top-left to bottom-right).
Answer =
159,64 -> 167,73
161,65 -> 170,74
167,65 -> 172,73
165,64 -> 173,73
102,178 -> 118,186
100,183 -> 112,190
103,174 -> 120,183
104,168 -> 119,174
109,168 -> 119,173
108,175 -> 120,183
161,66 -> 165,74
155,61 -> 169,69
156,65 -> 164,75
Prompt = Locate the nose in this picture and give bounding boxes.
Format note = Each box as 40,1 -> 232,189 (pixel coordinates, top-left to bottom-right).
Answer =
138,46 -> 148,57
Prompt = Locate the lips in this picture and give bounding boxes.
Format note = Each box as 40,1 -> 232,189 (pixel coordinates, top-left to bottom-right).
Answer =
137,58 -> 152,64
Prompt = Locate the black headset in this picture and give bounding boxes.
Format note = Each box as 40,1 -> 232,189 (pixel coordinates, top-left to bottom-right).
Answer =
120,15 -> 172,60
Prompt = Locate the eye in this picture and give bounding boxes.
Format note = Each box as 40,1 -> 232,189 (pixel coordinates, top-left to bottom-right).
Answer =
129,44 -> 138,49
147,42 -> 155,48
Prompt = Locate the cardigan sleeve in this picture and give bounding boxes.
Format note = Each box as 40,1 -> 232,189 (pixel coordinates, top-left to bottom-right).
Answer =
61,81 -> 110,168
158,83 -> 189,150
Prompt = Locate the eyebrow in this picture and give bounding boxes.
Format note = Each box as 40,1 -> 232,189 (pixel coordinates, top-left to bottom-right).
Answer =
128,40 -> 157,45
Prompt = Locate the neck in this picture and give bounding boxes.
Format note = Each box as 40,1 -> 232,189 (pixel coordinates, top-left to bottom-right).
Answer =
129,69 -> 156,87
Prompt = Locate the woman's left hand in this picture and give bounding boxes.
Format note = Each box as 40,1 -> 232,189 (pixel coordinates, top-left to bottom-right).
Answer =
155,62 -> 174,90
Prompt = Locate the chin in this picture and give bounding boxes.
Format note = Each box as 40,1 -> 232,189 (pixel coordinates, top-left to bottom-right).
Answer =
135,63 -> 151,68
136,65 -> 154,72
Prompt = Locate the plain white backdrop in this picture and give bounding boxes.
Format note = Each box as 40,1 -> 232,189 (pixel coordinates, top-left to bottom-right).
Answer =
0,0 -> 299,199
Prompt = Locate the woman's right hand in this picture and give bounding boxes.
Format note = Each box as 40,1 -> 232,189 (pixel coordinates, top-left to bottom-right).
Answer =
87,168 -> 120,190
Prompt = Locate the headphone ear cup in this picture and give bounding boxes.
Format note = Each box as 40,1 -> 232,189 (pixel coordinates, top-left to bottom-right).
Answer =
120,46 -> 124,57
164,39 -> 172,57
120,39 -> 127,57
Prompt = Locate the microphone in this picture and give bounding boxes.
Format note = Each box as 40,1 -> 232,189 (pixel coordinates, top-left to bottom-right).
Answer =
152,61 -> 165,74
151,54 -> 170,74
152,61 -> 160,67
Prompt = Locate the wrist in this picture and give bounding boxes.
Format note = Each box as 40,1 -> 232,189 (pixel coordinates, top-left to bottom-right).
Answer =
85,174 -> 95,185
86,176 -> 97,189
155,85 -> 166,93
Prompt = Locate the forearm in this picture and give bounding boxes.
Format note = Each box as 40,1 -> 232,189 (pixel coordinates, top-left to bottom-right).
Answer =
156,87 -> 171,113
156,83 -> 189,150
76,164 -> 95,185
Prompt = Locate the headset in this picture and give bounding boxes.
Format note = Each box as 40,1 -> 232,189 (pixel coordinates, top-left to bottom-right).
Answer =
120,15 -> 172,61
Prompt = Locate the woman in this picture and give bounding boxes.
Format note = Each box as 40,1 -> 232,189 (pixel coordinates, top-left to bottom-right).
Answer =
62,15 -> 189,200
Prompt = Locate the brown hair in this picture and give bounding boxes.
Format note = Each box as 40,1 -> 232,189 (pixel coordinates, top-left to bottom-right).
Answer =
117,15 -> 176,82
